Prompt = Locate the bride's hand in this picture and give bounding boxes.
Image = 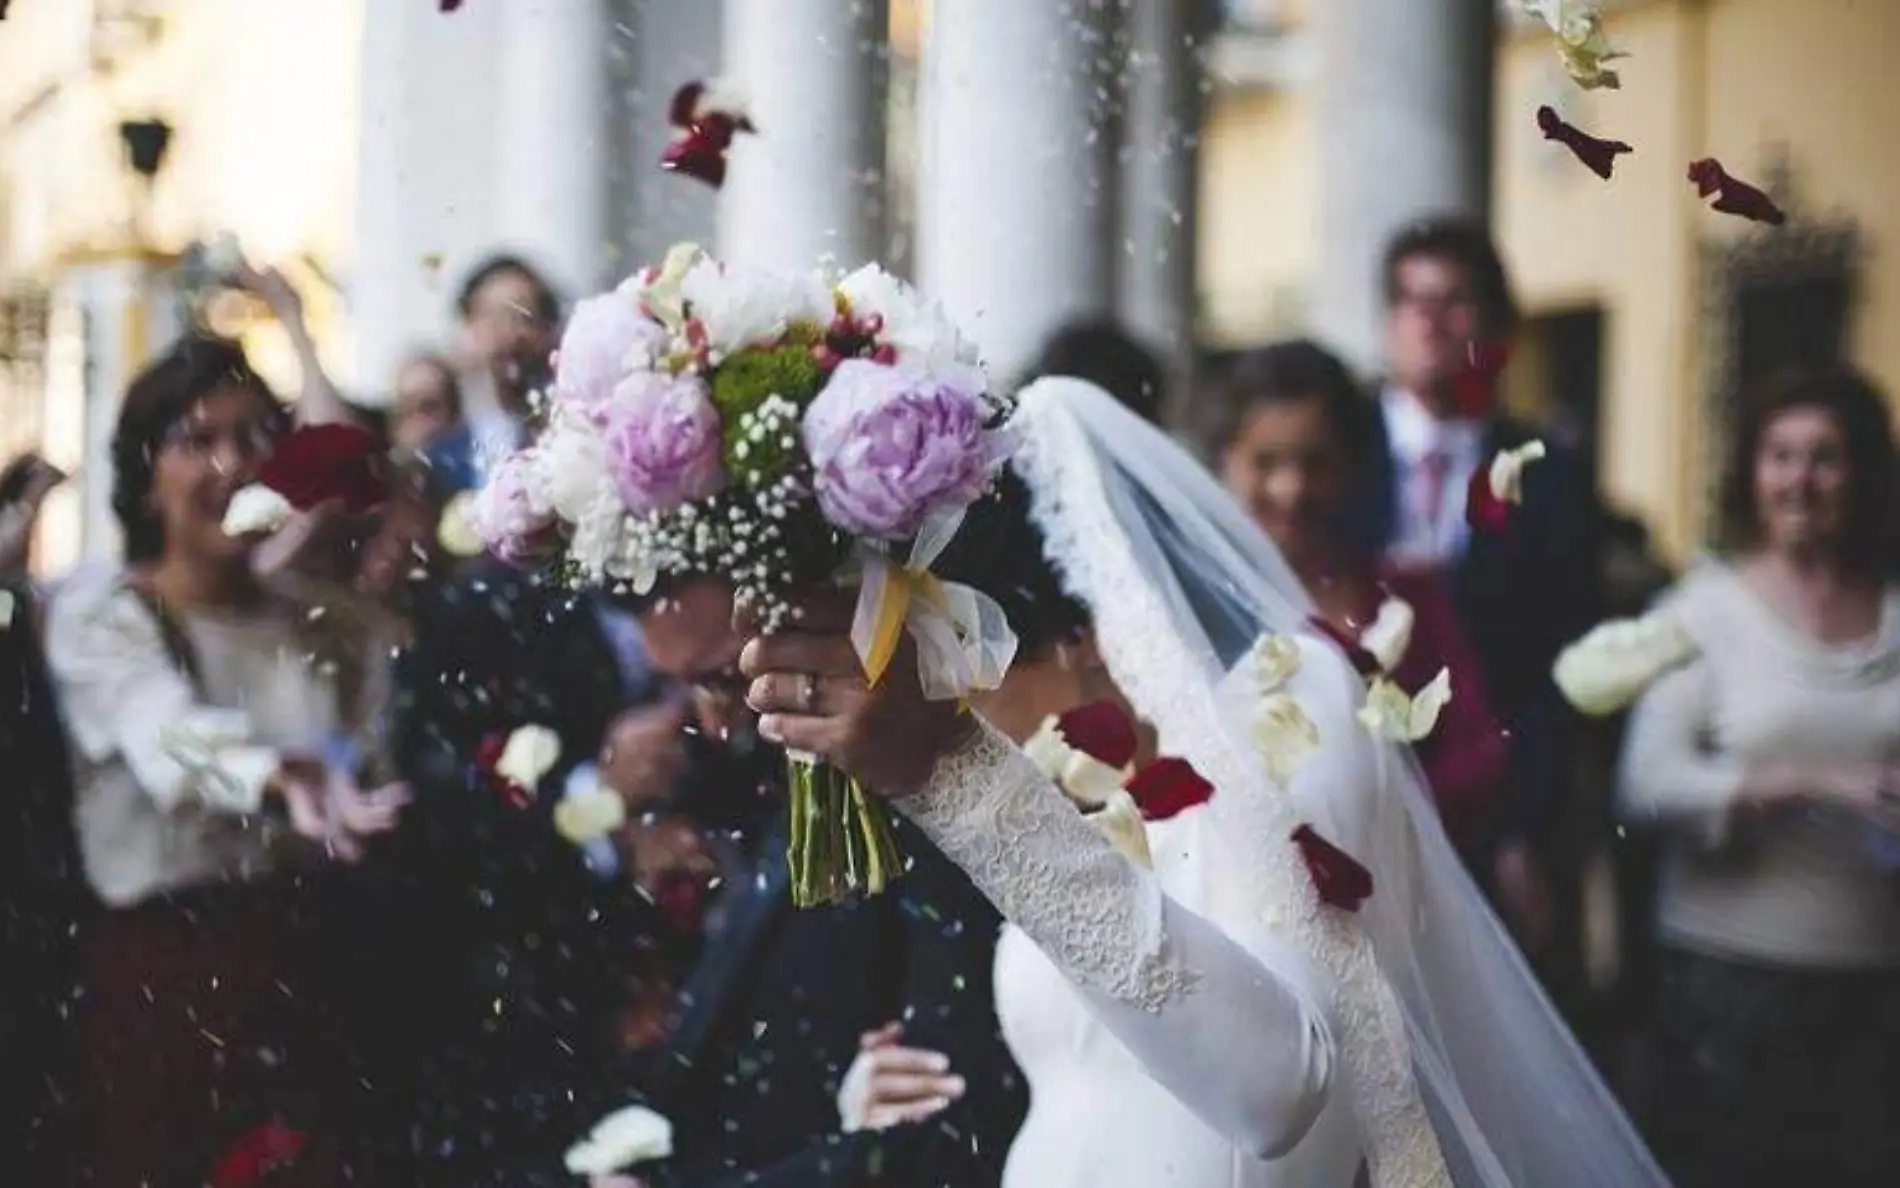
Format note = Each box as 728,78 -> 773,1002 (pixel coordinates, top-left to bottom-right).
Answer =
740,593 -> 977,796
837,1022 -> 964,1133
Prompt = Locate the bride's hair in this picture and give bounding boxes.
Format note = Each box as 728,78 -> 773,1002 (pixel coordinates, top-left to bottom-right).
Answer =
935,468 -> 1089,660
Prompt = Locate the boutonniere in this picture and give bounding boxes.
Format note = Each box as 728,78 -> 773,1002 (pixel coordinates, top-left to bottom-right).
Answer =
222,423 -> 390,538
1024,700 -> 1215,869
1306,603 -> 1452,744
475,724 -> 563,808
565,1103 -> 675,1178
1466,439 -> 1546,536
659,79 -> 755,189
1554,608 -> 1699,715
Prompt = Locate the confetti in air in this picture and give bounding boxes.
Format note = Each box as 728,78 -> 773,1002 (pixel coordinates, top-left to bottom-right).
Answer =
659,80 -> 756,189
1687,158 -> 1788,226
1536,106 -> 1633,180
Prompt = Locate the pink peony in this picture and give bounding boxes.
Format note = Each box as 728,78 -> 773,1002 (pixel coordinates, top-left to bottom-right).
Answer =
468,452 -> 559,565
604,372 -> 727,515
803,359 -> 1006,541
553,282 -> 670,409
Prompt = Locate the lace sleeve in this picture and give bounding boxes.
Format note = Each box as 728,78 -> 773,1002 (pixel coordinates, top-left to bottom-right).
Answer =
900,720 -> 1336,1160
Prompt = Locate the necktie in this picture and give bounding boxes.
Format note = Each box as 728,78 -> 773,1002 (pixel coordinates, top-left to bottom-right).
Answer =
1418,448 -> 1452,535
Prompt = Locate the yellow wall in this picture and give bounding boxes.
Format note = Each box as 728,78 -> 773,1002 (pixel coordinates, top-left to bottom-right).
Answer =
1202,0 -> 1900,559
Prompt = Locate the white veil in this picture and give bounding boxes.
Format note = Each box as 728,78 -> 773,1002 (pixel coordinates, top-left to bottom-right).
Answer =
1009,377 -> 1666,1187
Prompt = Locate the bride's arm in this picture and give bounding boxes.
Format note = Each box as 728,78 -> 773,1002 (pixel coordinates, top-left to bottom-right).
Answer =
898,720 -> 1335,1160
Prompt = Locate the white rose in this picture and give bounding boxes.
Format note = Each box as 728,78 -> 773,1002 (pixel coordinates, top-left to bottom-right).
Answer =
221,485 -> 294,538
564,1104 -> 674,1177
1090,790 -> 1153,869
1249,634 -> 1303,692
1359,597 -> 1416,673
1488,440 -> 1548,506
680,258 -> 835,358
1254,692 -> 1321,785
1554,610 -> 1698,716
1358,668 -> 1453,743
836,263 -> 980,368
496,724 -> 562,791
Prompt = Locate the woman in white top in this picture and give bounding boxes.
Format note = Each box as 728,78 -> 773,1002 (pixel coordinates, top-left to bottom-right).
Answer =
1619,367 -> 1900,1188
738,379 -> 1663,1187
44,335 -> 406,1187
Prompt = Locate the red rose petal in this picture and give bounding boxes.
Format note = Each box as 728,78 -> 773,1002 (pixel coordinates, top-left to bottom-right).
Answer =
1687,157 -> 1787,226
1306,615 -> 1382,678
1056,700 -> 1140,770
667,81 -> 706,130
1125,757 -> 1215,822
1291,825 -> 1373,912
1451,340 -> 1510,419
209,1119 -> 310,1188
255,423 -> 388,513
1536,105 -> 1633,181
655,873 -> 708,935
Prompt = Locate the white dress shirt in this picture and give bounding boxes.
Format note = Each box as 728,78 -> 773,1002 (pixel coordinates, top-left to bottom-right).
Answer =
1381,387 -> 1485,566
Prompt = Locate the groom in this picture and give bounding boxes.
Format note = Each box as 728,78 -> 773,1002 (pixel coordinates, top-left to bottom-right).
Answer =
604,576 -> 1026,1187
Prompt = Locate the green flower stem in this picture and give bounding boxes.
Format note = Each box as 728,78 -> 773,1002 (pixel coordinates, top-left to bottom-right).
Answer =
785,757 -> 906,908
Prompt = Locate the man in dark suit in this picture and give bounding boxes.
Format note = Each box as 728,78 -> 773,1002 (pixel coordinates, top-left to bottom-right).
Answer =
1362,216 -> 1605,953
601,576 -> 1025,1187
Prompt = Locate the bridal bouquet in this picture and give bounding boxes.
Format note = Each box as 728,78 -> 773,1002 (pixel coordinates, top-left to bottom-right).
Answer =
468,243 -> 1018,906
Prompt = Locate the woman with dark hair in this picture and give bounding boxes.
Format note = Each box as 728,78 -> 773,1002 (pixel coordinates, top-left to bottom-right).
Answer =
738,377 -> 1663,1186
1618,366 -> 1900,1187
1217,339 -> 1508,861
42,333 -> 405,1186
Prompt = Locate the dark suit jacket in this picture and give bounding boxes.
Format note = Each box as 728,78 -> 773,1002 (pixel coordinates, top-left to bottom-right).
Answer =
351,565 -> 664,1186
631,792 -> 1026,1188
1365,412 -> 1605,852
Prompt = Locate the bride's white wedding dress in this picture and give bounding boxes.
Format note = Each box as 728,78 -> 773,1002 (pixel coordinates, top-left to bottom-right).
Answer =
874,378 -> 1669,1187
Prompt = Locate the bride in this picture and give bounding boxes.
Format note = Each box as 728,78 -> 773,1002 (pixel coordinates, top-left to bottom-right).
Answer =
741,377 -> 1665,1186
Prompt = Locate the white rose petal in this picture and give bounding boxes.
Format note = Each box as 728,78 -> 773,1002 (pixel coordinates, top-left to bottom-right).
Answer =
436,491 -> 484,558
1358,668 -> 1453,743
1022,715 -> 1131,807
1090,790 -> 1153,870
554,784 -> 629,845
564,1104 -> 674,1177
1488,440 -> 1548,506
1249,634 -> 1304,692
496,724 -> 563,792
1254,692 -> 1322,785
1554,610 -> 1699,716
1021,716 -> 1071,779
0,589 -> 14,630
1359,597 -> 1417,673
221,485 -> 294,538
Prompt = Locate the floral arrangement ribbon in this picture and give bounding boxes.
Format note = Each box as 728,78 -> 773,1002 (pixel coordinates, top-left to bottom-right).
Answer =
850,507 -> 1019,701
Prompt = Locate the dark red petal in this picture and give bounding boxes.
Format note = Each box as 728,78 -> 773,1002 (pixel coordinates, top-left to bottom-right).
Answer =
1306,615 -> 1382,677
209,1120 -> 310,1188
655,873 -> 707,935
1687,157 -> 1787,226
474,732 -> 506,772
1055,700 -> 1140,770
1464,462 -> 1512,535
1535,105 -> 1632,181
1125,757 -> 1215,822
668,81 -> 705,129
255,423 -> 388,512
439,0 -> 462,10
1451,339 -> 1510,419
660,122 -> 740,189
1292,825 -> 1373,912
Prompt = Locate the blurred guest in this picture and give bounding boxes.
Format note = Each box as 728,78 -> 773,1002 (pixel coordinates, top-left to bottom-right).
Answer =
1020,320 -> 1167,425
1619,367 -> 1900,1188
1219,339 -> 1508,859
390,351 -> 464,454
425,254 -> 563,493
1364,216 -> 1604,947
0,451 -> 64,585
44,335 -> 406,1186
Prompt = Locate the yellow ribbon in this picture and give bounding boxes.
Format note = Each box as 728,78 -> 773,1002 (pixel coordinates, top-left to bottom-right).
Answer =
849,542 -> 1018,703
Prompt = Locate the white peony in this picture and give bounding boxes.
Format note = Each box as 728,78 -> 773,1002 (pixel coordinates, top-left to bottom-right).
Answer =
496,724 -> 562,792
564,1104 -> 675,1177
1090,790 -> 1154,869
1359,596 -> 1416,673
1255,692 -> 1322,785
221,484 -> 294,538
1554,610 -> 1699,716
836,263 -> 981,368
1250,633 -> 1304,692
680,257 -> 835,358
1358,669 -> 1453,743
531,409 -> 614,525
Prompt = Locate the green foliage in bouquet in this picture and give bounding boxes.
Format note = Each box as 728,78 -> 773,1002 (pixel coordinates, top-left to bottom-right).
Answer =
710,346 -> 824,484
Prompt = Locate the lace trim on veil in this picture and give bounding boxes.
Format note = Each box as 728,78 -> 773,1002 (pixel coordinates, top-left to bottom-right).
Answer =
1012,394 -> 1451,1187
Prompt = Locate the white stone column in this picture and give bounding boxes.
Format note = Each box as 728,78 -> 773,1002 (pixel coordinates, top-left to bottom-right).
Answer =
1117,0 -> 1210,380
495,0 -> 613,301
718,0 -> 887,274
1311,0 -> 1496,371
917,0 -> 1119,382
